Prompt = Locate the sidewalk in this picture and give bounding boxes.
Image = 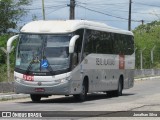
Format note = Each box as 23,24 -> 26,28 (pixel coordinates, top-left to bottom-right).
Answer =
0,76 -> 160,101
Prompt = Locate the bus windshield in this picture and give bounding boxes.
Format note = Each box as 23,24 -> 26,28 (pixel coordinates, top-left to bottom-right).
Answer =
15,34 -> 71,74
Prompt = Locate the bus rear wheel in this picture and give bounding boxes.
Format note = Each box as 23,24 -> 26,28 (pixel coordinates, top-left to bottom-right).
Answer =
30,94 -> 41,102
115,78 -> 123,96
74,81 -> 87,102
107,78 -> 123,97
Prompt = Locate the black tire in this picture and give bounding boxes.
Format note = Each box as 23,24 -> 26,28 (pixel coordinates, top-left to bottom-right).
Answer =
107,78 -> 123,97
114,78 -> 123,96
30,94 -> 41,102
73,81 -> 87,102
107,91 -> 114,97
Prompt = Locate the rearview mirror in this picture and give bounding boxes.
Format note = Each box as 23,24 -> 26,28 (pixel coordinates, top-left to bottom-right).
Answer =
7,35 -> 19,53
69,35 -> 79,53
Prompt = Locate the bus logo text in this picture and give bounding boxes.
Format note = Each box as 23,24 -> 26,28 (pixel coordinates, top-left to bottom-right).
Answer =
96,58 -> 115,66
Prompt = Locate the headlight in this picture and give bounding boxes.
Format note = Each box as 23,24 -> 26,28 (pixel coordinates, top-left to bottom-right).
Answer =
65,76 -> 71,81
55,76 -> 71,83
55,79 -> 66,83
60,79 -> 68,83
14,76 -> 21,82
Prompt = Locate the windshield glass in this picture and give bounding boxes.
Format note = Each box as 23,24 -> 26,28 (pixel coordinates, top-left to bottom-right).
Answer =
15,34 -> 71,74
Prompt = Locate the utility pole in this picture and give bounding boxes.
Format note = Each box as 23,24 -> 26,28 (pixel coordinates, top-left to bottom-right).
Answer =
141,20 -> 144,25
42,0 -> 45,20
128,0 -> 132,31
69,0 -> 75,20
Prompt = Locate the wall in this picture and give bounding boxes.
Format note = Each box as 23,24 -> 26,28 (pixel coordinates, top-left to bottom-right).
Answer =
134,69 -> 160,78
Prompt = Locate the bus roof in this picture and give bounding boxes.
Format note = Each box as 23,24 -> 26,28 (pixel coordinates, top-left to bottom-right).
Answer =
20,20 -> 133,35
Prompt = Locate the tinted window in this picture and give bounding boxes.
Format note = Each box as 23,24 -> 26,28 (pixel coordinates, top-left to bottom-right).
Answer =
112,33 -> 134,55
82,29 -> 134,55
84,30 -> 113,54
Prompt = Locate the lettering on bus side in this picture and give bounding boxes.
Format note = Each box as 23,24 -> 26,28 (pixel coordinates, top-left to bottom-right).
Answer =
96,58 -> 115,66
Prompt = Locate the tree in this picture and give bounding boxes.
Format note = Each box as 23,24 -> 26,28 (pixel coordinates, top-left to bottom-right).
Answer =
133,20 -> 160,69
0,0 -> 32,34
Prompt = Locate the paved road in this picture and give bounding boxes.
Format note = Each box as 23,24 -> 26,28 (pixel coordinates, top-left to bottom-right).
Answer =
0,79 -> 160,120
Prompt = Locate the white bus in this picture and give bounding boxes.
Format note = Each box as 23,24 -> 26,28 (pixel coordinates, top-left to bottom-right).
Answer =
10,20 -> 134,102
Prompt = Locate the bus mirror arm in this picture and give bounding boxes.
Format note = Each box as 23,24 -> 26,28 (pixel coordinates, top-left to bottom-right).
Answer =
69,35 -> 79,53
7,35 -> 19,53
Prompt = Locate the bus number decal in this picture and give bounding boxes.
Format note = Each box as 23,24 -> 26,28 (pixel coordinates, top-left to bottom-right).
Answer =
23,75 -> 34,81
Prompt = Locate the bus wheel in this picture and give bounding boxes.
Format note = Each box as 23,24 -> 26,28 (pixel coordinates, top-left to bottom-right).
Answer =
115,78 -> 123,96
30,94 -> 41,102
74,81 -> 87,102
107,78 -> 123,97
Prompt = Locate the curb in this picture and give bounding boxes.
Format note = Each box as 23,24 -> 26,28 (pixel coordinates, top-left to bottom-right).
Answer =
0,94 -> 29,101
134,76 -> 160,81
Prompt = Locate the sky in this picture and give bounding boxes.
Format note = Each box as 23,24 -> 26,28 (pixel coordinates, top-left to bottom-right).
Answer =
20,0 -> 160,31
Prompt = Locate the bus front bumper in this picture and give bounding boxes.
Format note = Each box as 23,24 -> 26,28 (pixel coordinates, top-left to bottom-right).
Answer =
14,80 -> 71,95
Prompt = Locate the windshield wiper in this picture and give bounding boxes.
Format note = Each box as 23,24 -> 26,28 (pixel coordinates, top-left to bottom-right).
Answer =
25,56 -> 40,74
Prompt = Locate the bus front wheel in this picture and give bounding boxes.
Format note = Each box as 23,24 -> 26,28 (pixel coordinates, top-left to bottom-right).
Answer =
30,94 -> 41,102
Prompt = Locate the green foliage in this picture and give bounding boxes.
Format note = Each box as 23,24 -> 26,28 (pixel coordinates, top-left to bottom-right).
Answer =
0,35 -> 10,64
0,34 -> 17,82
0,34 -> 17,65
0,0 -> 32,82
0,0 -> 32,34
133,20 -> 160,69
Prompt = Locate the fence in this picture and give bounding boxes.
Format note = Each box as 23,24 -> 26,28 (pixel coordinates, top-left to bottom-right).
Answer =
135,48 -> 160,69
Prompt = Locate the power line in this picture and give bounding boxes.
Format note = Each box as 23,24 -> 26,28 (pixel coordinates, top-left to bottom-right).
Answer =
77,1 -> 128,6
81,4 -> 160,16
76,1 -> 160,17
35,6 -> 67,19
45,6 -> 67,16
78,5 -> 140,22
76,1 -> 129,10
24,4 -> 67,10
76,17 -> 128,22
18,6 -> 67,24
133,2 -> 160,8
78,5 -> 128,20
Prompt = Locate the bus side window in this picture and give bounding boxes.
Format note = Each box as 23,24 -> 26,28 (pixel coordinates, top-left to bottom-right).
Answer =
111,33 -> 117,54
126,35 -> 134,55
84,29 -> 92,55
112,33 -> 124,54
